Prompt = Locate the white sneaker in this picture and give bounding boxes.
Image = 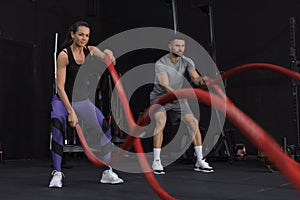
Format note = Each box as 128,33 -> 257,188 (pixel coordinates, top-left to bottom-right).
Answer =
49,170 -> 64,188
152,159 -> 165,175
100,167 -> 124,184
194,159 -> 214,173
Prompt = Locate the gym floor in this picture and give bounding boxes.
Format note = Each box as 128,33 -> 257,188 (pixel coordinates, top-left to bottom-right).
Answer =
0,155 -> 299,200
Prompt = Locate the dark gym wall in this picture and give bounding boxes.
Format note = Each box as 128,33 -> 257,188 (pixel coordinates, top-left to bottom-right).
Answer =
0,0 -> 172,159
0,0 -> 105,159
0,0 -> 300,158
0,0 -> 42,159
213,1 -> 300,154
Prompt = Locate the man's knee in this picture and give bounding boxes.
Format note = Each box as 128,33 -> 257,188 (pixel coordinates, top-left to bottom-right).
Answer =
192,117 -> 199,125
156,117 -> 166,128
154,112 -> 166,125
184,115 -> 199,129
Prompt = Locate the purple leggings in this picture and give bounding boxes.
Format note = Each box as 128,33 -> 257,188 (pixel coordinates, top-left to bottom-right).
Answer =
50,95 -> 112,171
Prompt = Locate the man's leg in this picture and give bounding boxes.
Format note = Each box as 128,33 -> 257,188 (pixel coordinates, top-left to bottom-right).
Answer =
152,111 -> 167,174
182,114 -> 214,172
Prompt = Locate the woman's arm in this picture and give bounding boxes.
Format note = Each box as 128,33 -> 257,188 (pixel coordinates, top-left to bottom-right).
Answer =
88,46 -> 116,65
56,51 -> 78,127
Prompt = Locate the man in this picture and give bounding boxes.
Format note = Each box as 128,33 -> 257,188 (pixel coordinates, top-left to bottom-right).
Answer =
149,36 -> 214,174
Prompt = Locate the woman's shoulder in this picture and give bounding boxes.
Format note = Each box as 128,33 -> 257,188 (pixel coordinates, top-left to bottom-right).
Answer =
57,48 -> 69,63
58,48 -> 68,56
87,45 -> 96,51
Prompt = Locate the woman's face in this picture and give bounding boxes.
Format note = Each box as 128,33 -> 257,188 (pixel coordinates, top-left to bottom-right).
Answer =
71,26 -> 90,47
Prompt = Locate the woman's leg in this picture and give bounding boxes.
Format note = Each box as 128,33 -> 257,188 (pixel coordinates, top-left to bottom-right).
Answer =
73,99 -> 113,164
50,95 -> 67,172
73,99 -> 124,184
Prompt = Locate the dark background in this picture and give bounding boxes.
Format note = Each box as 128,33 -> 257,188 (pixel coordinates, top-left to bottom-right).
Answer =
0,0 -> 300,159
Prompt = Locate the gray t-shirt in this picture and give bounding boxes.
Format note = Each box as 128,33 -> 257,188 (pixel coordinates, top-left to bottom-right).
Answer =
150,54 -> 195,101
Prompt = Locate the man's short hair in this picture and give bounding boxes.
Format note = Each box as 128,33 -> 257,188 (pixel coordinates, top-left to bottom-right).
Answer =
169,35 -> 186,44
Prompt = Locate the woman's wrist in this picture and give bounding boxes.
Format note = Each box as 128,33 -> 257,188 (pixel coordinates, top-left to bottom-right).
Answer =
67,109 -> 74,115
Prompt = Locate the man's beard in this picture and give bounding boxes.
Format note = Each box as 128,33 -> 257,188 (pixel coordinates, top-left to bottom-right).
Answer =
171,52 -> 181,57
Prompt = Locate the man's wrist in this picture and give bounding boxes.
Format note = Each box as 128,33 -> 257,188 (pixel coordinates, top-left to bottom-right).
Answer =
199,77 -> 204,85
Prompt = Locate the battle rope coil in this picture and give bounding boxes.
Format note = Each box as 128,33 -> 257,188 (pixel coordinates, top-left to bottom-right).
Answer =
75,59 -> 300,200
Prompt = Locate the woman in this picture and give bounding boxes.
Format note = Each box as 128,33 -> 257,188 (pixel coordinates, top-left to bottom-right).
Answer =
49,21 -> 124,188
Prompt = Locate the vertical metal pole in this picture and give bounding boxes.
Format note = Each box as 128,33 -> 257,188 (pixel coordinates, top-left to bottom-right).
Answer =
202,2 -> 232,160
54,33 -> 58,95
208,5 -> 217,63
289,17 -> 300,147
0,141 -> 3,164
282,137 -> 287,154
50,33 -> 59,150
171,0 -> 178,34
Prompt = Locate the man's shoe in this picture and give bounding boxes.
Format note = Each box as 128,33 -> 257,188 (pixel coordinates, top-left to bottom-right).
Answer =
194,159 -> 214,173
152,159 -> 165,175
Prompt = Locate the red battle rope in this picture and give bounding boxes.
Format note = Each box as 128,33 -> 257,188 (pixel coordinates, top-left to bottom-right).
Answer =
75,60 -> 300,199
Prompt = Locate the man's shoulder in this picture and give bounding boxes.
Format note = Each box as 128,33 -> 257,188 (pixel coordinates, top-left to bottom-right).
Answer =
156,54 -> 169,62
181,55 -> 195,67
182,55 -> 193,62
155,54 -> 170,66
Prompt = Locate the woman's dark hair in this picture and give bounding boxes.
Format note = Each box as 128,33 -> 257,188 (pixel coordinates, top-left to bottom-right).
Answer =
61,21 -> 90,49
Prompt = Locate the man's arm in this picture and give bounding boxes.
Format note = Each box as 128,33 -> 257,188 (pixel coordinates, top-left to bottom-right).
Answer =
157,73 -> 174,93
188,68 -> 207,86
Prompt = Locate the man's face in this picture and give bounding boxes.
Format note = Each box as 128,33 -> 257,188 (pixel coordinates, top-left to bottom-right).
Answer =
169,39 -> 185,57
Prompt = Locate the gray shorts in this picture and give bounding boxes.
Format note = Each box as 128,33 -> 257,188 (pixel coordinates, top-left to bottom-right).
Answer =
150,99 -> 193,116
